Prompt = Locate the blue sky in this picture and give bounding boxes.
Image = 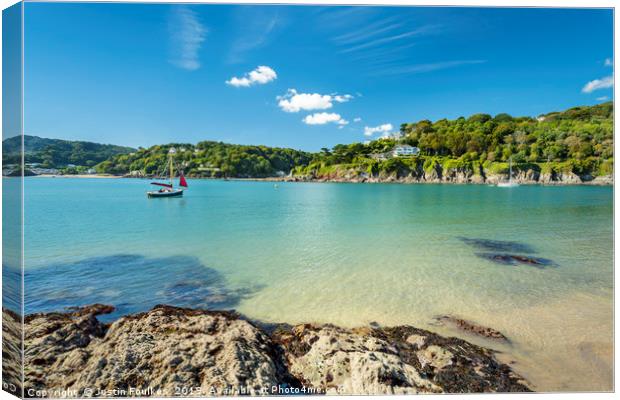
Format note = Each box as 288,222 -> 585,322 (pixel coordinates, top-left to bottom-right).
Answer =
24,3 -> 613,151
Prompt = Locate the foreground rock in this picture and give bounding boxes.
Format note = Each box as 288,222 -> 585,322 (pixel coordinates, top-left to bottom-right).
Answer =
14,305 -> 531,396
2,308 -> 22,396
23,305 -> 289,397
272,324 -> 527,394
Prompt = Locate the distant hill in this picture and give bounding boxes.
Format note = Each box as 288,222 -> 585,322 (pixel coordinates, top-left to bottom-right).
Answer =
538,101 -> 613,122
3,102 -> 613,179
294,102 -> 614,180
96,141 -> 314,178
2,135 -> 135,168
3,135 -> 60,154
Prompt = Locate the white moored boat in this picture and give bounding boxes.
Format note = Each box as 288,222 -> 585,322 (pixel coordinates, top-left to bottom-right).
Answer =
497,157 -> 519,187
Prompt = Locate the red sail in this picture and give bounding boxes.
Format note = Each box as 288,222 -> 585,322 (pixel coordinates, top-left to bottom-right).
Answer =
179,173 -> 188,188
151,182 -> 173,188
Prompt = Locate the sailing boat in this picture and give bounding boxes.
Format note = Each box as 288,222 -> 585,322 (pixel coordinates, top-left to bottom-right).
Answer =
147,148 -> 188,198
497,157 -> 519,187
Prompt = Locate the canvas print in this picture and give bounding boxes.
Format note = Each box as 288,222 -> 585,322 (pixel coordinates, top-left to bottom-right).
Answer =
1,1 -> 614,397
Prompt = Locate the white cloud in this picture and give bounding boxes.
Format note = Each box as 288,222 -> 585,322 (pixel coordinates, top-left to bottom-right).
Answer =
226,66 -> 277,87
303,112 -> 349,126
364,123 -> 393,137
277,89 -> 353,113
582,76 -> 614,93
333,94 -> 354,103
604,58 -> 613,67
226,77 -> 252,87
354,117 -> 362,122
168,6 -> 207,71
249,66 -> 277,84
596,96 -> 610,101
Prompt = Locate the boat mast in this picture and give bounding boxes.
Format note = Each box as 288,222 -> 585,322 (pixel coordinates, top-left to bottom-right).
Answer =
169,147 -> 176,187
509,157 -> 512,184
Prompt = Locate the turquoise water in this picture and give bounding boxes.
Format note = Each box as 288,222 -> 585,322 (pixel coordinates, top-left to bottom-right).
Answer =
22,178 -> 613,391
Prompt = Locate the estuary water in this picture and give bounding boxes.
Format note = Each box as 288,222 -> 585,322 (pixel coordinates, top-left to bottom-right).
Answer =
21,178 -> 613,391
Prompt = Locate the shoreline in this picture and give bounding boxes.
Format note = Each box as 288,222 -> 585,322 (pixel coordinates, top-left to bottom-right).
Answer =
4,304 -> 531,396
22,174 -> 614,186
29,174 -> 120,179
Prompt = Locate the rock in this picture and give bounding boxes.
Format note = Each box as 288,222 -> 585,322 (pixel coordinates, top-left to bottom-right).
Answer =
15,305 -> 531,396
470,174 -> 486,184
377,327 -> 528,393
23,305 -> 286,396
290,165 -> 611,186
272,324 -> 530,394
424,165 -> 442,182
525,169 -> 540,181
432,316 -> 508,342
24,304 -> 111,391
513,169 -> 540,183
52,303 -> 115,318
2,308 -> 22,396
555,172 -> 582,184
539,172 -> 554,184
458,237 -> 535,253
591,175 -> 613,185
406,334 -> 427,348
417,345 -> 454,369
25,255 -> 261,320
272,324 -> 441,394
443,168 -> 472,183
477,253 -> 555,268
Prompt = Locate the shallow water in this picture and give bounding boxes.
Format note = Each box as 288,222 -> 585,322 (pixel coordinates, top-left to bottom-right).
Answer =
21,178 -> 613,391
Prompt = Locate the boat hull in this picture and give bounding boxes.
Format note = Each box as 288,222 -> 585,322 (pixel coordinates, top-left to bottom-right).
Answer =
147,189 -> 183,198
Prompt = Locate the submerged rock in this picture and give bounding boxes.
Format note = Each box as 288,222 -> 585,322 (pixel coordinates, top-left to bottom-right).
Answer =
432,315 -> 509,342
458,237 -> 535,254
477,253 -> 555,268
15,305 -> 531,396
25,254 -> 261,320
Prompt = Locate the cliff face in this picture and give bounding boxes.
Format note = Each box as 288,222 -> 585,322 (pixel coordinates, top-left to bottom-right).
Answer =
290,164 -> 612,185
8,305 -> 531,397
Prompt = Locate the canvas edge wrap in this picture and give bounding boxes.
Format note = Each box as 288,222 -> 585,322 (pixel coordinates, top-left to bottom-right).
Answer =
2,1 -> 24,398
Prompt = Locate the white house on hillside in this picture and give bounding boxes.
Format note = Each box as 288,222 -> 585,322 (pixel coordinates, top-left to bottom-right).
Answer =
392,144 -> 420,157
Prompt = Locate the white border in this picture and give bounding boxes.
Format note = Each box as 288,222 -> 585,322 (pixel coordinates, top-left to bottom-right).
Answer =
0,1 -> 616,400
6,0 -> 618,6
